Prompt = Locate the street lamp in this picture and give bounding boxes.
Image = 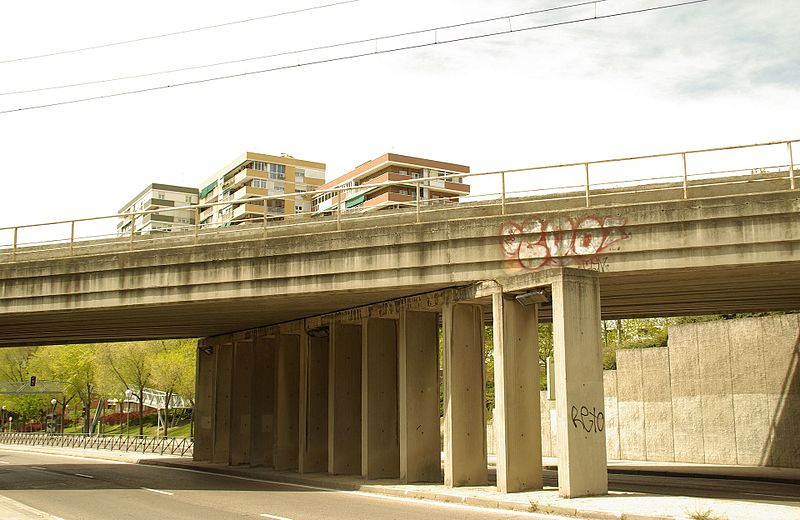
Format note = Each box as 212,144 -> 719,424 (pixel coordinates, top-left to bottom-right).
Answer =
124,389 -> 133,436
50,399 -> 57,434
1,406 -> 5,433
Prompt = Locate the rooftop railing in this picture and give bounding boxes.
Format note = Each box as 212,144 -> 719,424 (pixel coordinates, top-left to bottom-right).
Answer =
0,139 -> 796,263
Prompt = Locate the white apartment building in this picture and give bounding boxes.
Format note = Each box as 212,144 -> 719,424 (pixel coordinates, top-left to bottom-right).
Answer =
117,183 -> 198,235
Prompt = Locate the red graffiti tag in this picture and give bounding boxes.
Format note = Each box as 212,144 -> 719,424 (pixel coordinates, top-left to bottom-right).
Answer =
500,215 -> 630,271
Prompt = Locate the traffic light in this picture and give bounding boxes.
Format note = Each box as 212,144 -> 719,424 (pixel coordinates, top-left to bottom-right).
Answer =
29,376 -> 36,387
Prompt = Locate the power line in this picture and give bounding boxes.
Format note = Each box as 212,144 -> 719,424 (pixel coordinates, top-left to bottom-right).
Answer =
0,0 -> 360,65
0,0 -> 711,116
0,0 -> 609,97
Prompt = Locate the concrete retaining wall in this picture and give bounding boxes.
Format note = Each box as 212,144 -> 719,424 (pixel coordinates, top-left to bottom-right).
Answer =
537,314 -> 800,468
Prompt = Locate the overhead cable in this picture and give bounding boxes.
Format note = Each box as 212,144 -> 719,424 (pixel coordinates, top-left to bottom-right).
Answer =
0,0 -> 712,115
0,0 -> 360,65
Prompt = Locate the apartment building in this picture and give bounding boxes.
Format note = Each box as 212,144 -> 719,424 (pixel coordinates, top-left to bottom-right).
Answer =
198,152 -> 326,227
312,153 -> 470,213
117,183 -> 198,235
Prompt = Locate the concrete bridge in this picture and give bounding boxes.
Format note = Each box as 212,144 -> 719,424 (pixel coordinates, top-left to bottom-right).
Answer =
1,141 -> 798,497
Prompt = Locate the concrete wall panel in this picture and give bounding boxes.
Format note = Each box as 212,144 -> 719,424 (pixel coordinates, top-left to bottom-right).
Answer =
697,321 -> 736,464
251,336 -> 276,467
616,349 -> 645,460
641,347 -> 674,461
602,371 -> 619,460
668,326 -> 705,463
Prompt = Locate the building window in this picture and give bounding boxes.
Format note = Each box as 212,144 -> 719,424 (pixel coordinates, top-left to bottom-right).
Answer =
269,163 -> 286,180
252,179 -> 269,189
295,205 -> 304,213
184,195 -> 193,203
296,168 -> 305,179
273,186 -> 285,193
251,161 -> 268,172
157,192 -> 166,199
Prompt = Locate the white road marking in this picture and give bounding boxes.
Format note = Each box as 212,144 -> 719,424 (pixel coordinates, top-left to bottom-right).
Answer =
742,492 -> 799,500
141,487 -> 174,496
0,460 -> 10,464
31,466 -> 47,470
74,473 -> 95,479
260,514 -> 293,520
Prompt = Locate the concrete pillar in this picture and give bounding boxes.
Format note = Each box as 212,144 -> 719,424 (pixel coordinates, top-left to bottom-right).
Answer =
299,333 -> 329,473
212,342 -> 233,464
193,341 -> 215,461
492,294 -> 543,493
361,318 -> 399,479
442,303 -> 488,487
328,323 -> 362,475
229,339 -> 254,465
274,333 -> 300,471
250,335 -> 276,467
398,310 -> 441,483
552,270 -> 608,498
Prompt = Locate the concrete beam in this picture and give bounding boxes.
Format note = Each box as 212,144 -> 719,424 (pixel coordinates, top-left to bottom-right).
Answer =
274,333 -> 300,471
251,335 -> 276,467
193,342 -> 214,461
361,318 -> 400,479
398,309 -> 441,483
442,303 -> 488,487
552,270 -> 608,498
212,343 -> 233,464
299,333 -> 329,473
492,294 -> 543,493
229,339 -> 254,465
328,323 -> 362,475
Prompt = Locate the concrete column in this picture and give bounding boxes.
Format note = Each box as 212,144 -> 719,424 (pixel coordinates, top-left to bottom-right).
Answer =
212,342 -> 233,464
274,333 -> 300,471
193,341 -> 215,461
398,310 -> 441,483
299,333 -> 329,473
552,270 -> 608,498
492,294 -> 543,493
328,323 -> 362,475
250,335 -> 276,467
442,303 -> 488,487
229,339 -> 254,465
361,318 -> 399,479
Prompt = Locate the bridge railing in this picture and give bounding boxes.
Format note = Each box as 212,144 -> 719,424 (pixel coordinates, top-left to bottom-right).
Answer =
0,138 -> 796,262
0,432 -> 193,457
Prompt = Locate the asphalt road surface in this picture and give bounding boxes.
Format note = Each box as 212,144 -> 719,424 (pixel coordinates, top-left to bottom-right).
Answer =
0,450 -> 562,520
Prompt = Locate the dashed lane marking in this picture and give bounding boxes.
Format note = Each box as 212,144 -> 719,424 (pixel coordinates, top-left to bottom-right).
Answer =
141,487 -> 174,496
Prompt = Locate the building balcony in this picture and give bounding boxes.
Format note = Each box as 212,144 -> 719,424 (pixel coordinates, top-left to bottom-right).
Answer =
362,192 -> 413,208
231,203 -> 267,221
232,185 -> 269,201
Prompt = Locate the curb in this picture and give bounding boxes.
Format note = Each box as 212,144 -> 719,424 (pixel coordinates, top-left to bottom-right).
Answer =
544,465 -> 800,486
142,458 -> 677,520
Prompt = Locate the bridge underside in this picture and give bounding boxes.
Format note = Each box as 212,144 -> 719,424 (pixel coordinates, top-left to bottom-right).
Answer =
1,262 -> 798,347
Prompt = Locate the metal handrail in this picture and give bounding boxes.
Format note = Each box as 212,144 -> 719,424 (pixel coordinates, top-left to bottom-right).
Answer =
0,138 -> 796,261
0,431 -> 193,456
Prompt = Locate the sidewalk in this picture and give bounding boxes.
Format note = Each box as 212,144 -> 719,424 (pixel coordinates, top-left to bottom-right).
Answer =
1,444 -> 798,520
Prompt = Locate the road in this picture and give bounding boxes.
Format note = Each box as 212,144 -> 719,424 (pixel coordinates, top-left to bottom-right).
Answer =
0,450 -> 561,520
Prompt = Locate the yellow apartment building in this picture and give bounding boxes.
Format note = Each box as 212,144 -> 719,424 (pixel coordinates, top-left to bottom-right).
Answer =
198,152 -> 326,227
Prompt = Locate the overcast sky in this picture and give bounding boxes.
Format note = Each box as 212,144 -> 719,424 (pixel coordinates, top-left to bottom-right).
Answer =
0,0 -> 798,233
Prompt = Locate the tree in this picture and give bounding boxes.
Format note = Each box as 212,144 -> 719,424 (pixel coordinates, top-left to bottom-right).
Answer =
0,347 -> 38,382
99,342 -> 159,436
151,339 -> 195,437
30,344 -> 98,433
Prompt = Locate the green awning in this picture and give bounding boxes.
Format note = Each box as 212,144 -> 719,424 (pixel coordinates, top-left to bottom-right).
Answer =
199,181 -> 217,198
345,194 -> 366,208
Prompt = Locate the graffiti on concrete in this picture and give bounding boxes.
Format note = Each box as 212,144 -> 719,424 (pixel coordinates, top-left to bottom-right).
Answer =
500,214 -> 630,271
571,405 -> 605,433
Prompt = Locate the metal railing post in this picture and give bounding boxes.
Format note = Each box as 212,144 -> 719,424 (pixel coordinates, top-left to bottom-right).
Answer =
500,171 -> 506,215
194,208 -> 200,243
584,163 -> 591,208
12,227 -> 17,261
789,141 -> 796,190
415,181 -> 421,223
129,213 -> 135,250
682,153 -> 689,199
69,221 -> 75,256
336,192 -> 342,231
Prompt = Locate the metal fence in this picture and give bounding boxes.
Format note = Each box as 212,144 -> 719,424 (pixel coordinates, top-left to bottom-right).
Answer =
0,138 -> 796,262
0,432 -> 193,457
